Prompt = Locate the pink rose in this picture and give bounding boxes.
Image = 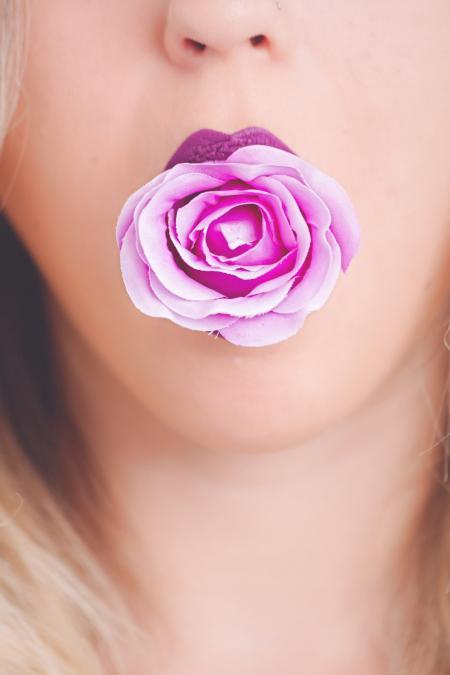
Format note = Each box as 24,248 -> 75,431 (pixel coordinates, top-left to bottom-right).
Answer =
116,145 -> 361,347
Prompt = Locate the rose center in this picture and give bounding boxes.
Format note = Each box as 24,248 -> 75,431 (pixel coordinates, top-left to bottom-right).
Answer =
207,204 -> 261,255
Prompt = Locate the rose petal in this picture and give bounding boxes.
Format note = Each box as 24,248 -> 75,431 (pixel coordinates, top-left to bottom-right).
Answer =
228,145 -> 360,270
120,228 -> 238,331
204,208 -> 281,267
136,174 -> 226,300
219,308 -> 308,347
119,222 -> 173,318
116,169 -> 171,248
303,229 -> 341,312
271,174 -> 332,233
226,144 -> 309,181
250,175 -> 311,249
274,227 -> 336,313
169,173 -> 313,294
186,194 -> 293,269
175,189 -> 256,248
174,186 -> 296,250
148,266 -> 296,319
168,217 -> 295,282
181,246 -> 298,297
308,174 -> 360,271
161,157 -> 304,185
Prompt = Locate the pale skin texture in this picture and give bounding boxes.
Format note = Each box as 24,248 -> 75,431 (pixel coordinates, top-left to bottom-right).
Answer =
1,0 -> 450,672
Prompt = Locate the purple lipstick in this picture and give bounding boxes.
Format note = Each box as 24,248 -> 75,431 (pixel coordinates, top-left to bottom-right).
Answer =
164,125 -> 295,170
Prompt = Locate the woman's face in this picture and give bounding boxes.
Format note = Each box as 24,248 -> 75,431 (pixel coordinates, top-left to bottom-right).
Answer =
1,0 -> 449,452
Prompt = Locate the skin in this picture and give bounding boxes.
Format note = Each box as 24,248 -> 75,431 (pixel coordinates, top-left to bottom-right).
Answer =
1,0 -> 450,672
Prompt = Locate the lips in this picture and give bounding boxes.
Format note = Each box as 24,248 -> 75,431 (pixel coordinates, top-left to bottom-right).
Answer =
164,126 -> 296,170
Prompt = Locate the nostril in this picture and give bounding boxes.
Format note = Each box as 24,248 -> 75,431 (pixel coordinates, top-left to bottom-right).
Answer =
250,34 -> 267,47
182,34 -> 268,55
184,37 -> 207,53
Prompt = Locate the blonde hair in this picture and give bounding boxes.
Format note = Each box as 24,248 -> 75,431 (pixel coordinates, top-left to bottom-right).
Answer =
0,3 -> 145,674
0,2 -> 449,673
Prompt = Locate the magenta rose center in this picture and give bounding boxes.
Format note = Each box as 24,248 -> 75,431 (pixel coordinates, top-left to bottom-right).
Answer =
203,203 -> 262,257
166,186 -> 302,298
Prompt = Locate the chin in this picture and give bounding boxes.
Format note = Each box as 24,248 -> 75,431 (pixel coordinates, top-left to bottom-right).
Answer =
137,348 -> 342,456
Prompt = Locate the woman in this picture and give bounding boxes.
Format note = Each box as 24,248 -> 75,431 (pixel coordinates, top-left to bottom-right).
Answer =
0,1 -> 449,673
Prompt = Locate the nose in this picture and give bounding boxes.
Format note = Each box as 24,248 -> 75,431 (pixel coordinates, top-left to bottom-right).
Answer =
163,0 -> 286,68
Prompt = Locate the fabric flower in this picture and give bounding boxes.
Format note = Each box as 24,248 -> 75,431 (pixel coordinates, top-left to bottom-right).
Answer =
116,145 -> 361,347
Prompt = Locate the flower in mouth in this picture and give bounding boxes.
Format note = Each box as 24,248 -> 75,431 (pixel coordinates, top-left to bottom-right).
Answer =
116,144 -> 361,347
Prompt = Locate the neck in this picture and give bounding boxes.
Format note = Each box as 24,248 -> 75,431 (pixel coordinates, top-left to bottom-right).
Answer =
50,300 -> 447,673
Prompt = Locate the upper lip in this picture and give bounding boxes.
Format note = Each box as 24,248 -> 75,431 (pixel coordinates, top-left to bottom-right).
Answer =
164,125 -> 295,170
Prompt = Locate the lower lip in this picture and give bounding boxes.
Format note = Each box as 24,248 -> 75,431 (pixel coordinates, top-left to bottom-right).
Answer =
164,126 -> 295,170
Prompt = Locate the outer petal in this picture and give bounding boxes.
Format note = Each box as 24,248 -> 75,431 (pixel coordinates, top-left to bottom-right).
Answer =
137,173 -> 226,300
116,169 -> 171,248
227,144 -> 310,179
274,227 -> 333,313
274,229 -> 341,314
149,267 -> 296,319
218,308 -> 308,347
295,169 -> 360,272
159,157 -> 304,185
303,229 -> 341,312
249,175 -> 312,249
120,223 -> 238,332
271,174 -> 332,234
119,222 -> 174,318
